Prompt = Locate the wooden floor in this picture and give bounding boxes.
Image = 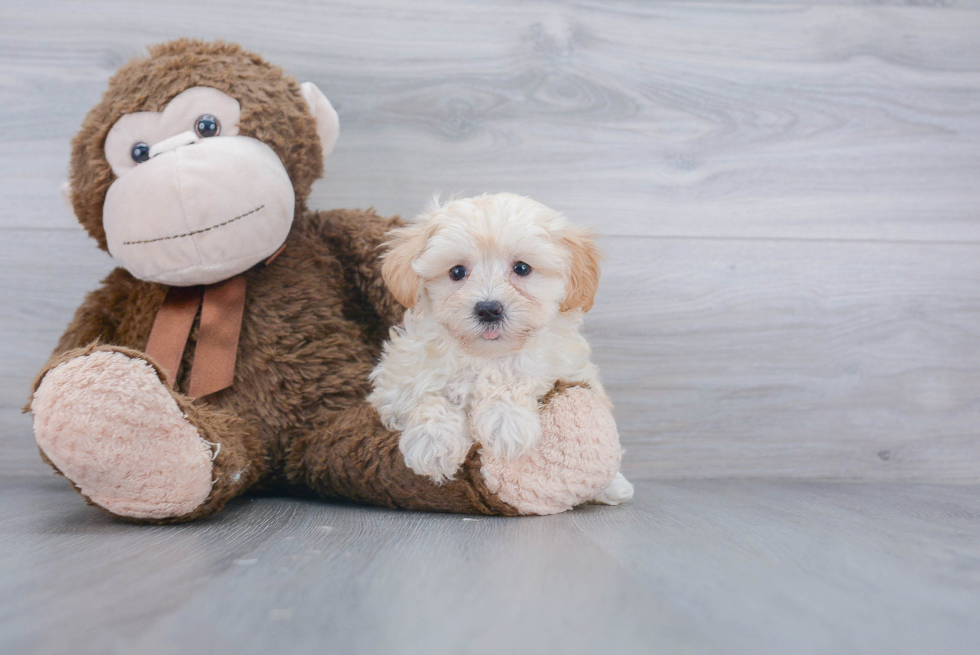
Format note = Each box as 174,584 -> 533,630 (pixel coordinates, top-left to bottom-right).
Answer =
2,1 -> 980,653
1,475 -> 978,655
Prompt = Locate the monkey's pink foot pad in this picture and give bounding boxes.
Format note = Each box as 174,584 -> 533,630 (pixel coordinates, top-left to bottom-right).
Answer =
31,351 -> 213,519
480,386 -> 622,515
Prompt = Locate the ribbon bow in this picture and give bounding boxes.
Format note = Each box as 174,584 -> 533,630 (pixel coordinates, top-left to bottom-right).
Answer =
143,245 -> 285,398
145,276 -> 247,398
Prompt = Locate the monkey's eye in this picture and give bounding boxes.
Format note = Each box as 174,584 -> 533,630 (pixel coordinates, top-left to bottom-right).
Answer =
131,142 -> 151,163
194,114 -> 221,138
512,261 -> 532,277
449,265 -> 467,281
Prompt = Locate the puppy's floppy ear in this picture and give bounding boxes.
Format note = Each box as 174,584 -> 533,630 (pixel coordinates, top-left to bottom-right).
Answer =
381,220 -> 433,309
560,226 -> 602,313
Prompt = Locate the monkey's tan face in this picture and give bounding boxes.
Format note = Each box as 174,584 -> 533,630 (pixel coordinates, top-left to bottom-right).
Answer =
101,87 -> 295,286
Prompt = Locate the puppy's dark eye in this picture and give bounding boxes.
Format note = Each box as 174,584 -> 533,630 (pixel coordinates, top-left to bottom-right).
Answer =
512,261 -> 532,277
131,142 -> 150,163
449,265 -> 467,281
194,114 -> 221,138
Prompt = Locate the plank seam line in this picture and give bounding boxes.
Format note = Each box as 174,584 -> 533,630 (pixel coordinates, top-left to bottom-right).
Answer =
6,227 -> 980,248
602,234 -> 980,247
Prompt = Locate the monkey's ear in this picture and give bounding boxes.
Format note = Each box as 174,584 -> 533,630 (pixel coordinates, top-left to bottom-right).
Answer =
560,226 -> 602,313
300,82 -> 340,160
59,181 -> 78,220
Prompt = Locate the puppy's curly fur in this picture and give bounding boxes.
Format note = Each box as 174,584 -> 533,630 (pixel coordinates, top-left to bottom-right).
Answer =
370,193 -> 630,502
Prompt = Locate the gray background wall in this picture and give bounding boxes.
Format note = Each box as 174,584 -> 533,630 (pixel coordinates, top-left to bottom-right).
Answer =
2,0 -> 979,481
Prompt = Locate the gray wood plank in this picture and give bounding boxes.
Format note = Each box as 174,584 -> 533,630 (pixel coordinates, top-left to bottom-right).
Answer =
567,480 -> 980,655
0,230 -> 113,409
2,0 -> 980,241
2,477 -> 978,655
4,230 -> 979,481
0,409 -> 45,478
3,4 -> 980,655
590,235 -> 980,480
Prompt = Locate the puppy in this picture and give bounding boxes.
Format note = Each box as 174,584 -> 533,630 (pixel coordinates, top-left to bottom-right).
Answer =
369,193 -> 632,504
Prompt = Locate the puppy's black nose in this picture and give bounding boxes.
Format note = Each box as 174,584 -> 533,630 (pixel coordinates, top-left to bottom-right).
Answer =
474,300 -> 504,323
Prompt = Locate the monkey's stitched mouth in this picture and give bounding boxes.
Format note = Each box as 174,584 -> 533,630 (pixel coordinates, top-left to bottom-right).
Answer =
122,205 -> 265,245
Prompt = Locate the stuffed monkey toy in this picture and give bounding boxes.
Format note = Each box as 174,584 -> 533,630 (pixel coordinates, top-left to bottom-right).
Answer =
26,40 -> 624,523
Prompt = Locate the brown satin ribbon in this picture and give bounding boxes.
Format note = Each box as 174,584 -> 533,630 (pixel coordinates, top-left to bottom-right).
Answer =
144,248 -> 283,399
145,285 -> 202,388
145,276 -> 247,399
188,276 -> 247,398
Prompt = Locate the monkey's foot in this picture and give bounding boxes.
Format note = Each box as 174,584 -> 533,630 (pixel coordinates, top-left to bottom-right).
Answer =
31,350 -> 214,519
479,386 -> 623,515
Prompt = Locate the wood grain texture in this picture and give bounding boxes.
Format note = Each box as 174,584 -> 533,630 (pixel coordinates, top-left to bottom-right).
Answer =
0,410 -> 44,478
2,0 -> 980,240
4,230 -> 980,480
4,4 -> 980,654
591,236 -> 980,480
1,478 -> 979,655
0,231 -> 112,409
2,0 -> 980,481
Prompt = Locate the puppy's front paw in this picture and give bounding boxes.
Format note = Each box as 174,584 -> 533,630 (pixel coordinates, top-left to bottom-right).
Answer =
399,416 -> 472,484
472,401 -> 542,460
592,472 -> 634,506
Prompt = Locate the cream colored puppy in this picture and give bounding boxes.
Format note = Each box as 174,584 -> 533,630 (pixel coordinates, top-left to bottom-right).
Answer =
369,193 -> 632,505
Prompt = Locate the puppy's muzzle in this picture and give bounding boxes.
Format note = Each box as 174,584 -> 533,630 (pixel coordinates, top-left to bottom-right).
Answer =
474,300 -> 504,324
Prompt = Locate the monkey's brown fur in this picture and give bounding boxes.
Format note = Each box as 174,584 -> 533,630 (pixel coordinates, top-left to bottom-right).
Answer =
27,39 -> 630,523
29,39 -> 524,522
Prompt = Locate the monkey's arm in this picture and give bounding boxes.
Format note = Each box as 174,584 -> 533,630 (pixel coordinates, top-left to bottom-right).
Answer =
51,267 -> 157,355
53,288 -> 118,355
286,385 -> 623,516
310,208 -> 406,327
25,283 -> 119,411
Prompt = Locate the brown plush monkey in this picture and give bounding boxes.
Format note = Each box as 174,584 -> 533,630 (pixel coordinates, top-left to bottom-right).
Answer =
27,40 -> 623,523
